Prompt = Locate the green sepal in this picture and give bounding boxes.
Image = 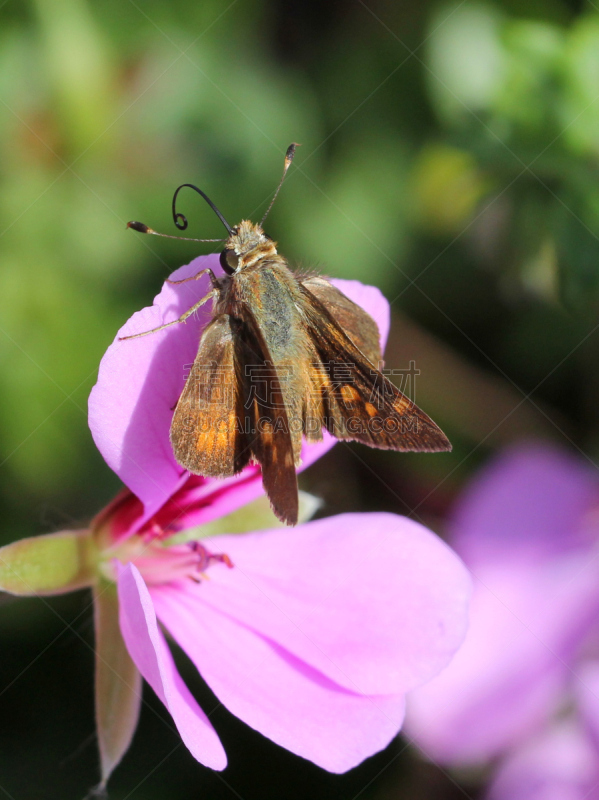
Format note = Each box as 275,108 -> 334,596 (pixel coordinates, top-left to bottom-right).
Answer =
167,490 -> 322,545
94,580 -> 142,787
0,529 -> 96,596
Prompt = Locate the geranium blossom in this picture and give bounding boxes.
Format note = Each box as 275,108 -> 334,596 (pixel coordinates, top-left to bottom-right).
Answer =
0,258 -> 470,789
405,443 -> 599,800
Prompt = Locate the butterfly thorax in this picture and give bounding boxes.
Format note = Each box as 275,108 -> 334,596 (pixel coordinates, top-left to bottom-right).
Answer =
225,220 -> 278,270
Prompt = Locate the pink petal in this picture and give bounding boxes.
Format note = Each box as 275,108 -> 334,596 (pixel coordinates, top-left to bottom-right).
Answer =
574,661 -> 599,755
116,562 -> 226,770
151,584 -> 405,772
89,256 -> 219,519
89,256 -> 391,522
154,512 -> 470,696
405,550 -> 599,765
451,443 -> 598,566
487,720 -> 599,800
152,434 -> 335,535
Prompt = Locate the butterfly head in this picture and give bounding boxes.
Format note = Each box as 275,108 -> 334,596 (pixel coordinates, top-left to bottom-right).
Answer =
220,220 -> 278,274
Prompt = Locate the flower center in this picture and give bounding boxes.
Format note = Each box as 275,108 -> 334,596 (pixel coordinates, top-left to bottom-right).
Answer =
100,535 -> 233,586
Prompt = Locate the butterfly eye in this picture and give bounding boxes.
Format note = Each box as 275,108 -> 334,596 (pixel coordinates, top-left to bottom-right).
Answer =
220,248 -> 239,274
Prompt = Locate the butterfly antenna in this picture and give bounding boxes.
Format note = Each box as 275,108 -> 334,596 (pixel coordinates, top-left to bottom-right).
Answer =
127,182 -> 233,242
126,221 -> 223,242
260,143 -> 299,226
172,184 -> 233,235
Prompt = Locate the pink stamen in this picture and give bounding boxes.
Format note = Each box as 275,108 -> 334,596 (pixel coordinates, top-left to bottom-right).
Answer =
189,541 -> 234,578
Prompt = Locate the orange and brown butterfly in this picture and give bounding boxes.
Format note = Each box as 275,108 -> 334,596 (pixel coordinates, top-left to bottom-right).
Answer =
124,144 -> 451,525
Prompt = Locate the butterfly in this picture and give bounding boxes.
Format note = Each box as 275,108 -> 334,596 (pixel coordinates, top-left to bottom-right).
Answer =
125,145 -> 451,525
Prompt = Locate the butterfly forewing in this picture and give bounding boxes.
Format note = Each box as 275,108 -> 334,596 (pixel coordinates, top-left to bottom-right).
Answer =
170,315 -> 251,477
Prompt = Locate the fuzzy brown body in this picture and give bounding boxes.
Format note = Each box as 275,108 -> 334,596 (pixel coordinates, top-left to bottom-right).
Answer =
170,219 -> 451,525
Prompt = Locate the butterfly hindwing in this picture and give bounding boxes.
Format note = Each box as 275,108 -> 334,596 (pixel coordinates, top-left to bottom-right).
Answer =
298,284 -> 452,452
300,276 -> 383,367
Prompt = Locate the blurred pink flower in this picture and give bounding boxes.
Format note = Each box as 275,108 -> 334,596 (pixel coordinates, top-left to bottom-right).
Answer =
405,443 -> 599,800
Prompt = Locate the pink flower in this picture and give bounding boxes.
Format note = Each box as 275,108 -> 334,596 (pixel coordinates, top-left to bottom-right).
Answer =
0,257 -> 470,788
109,493 -> 470,774
405,443 -> 599,800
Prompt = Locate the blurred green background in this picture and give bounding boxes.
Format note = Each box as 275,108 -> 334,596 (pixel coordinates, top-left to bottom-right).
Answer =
1,0 -> 598,797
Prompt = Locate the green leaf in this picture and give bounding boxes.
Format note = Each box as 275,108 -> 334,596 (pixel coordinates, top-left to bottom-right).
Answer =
94,580 -> 142,788
562,16 -> 599,157
555,190 -> 599,308
0,529 -> 96,595
426,3 -> 505,123
410,143 -> 491,235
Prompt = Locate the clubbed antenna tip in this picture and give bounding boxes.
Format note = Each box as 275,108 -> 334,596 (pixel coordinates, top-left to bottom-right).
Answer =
127,220 -> 152,233
260,142 -> 301,226
285,142 -> 300,168
126,218 -> 222,243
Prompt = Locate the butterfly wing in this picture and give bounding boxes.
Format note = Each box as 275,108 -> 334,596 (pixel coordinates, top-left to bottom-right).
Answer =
170,314 -> 251,477
236,303 -> 299,525
171,309 -> 298,524
298,284 -> 452,452
299,276 -> 383,444
301,276 -> 382,366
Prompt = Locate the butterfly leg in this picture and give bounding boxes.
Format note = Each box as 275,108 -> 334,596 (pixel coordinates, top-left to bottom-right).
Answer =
119,289 -> 216,340
167,267 -> 219,289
